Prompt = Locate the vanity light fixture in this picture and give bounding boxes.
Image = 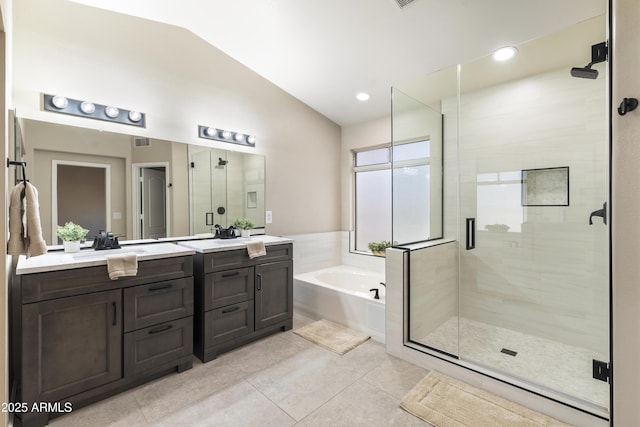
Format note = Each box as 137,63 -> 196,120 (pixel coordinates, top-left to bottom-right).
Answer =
492,46 -> 518,62
80,101 -> 96,114
128,110 -> 143,122
198,125 -> 256,147
104,106 -> 120,118
43,94 -> 146,127
51,95 -> 69,109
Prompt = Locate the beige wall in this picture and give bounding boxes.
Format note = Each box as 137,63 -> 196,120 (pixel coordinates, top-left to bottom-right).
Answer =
12,0 -> 341,237
612,0 -> 640,424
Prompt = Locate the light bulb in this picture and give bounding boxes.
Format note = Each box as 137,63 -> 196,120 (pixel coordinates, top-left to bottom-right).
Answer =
356,92 -> 370,102
234,133 -> 245,142
105,106 -> 120,118
221,130 -> 232,139
80,101 -> 96,114
247,135 -> 256,144
128,111 -> 142,122
51,95 -> 69,109
205,127 -> 217,137
492,46 -> 517,62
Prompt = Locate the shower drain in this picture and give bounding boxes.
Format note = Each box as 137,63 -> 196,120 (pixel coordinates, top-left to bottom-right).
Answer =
500,348 -> 518,357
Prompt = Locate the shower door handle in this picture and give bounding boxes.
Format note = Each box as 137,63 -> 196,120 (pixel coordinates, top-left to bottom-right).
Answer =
466,218 -> 475,250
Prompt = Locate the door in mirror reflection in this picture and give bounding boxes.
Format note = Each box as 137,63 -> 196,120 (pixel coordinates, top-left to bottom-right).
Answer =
140,167 -> 167,239
54,162 -> 108,244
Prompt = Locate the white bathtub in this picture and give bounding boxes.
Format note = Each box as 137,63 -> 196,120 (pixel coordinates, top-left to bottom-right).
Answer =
294,265 -> 386,343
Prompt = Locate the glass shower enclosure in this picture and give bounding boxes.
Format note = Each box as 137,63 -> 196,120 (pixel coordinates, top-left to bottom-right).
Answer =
395,13 -> 610,416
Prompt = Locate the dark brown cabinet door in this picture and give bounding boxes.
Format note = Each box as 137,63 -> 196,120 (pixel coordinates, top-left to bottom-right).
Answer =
21,289 -> 122,403
255,260 -> 293,330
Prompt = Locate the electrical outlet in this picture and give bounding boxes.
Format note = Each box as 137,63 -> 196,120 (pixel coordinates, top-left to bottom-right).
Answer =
265,211 -> 273,224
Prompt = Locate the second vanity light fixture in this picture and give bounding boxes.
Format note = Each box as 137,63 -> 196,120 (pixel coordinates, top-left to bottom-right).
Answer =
198,125 -> 256,147
43,94 -> 146,127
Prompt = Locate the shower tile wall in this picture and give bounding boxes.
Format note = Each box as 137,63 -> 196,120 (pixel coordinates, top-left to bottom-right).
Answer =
408,242 -> 458,354
443,65 -> 608,354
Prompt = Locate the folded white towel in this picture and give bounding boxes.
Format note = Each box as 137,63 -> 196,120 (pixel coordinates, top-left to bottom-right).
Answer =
246,240 -> 266,259
107,252 -> 138,280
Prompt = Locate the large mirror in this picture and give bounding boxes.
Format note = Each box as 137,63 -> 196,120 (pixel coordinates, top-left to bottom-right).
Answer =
16,118 -> 265,245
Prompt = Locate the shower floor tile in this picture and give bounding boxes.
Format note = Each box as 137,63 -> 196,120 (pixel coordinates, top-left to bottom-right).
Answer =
417,316 -> 609,410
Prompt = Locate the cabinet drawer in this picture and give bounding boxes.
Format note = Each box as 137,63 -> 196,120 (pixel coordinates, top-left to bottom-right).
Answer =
203,243 -> 292,273
205,301 -> 254,346
124,316 -> 193,377
21,256 -> 194,303
205,267 -> 254,311
123,278 -> 194,332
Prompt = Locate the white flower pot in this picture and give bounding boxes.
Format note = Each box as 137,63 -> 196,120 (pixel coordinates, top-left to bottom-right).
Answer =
240,229 -> 251,238
63,240 -> 81,253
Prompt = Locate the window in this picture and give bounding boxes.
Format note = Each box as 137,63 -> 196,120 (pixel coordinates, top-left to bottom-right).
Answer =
353,140 -> 431,253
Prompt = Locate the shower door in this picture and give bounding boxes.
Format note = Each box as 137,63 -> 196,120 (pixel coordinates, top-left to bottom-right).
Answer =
457,17 -> 609,412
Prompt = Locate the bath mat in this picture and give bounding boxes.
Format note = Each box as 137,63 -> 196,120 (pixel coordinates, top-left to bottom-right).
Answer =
400,371 -> 573,427
293,319 -> 370,355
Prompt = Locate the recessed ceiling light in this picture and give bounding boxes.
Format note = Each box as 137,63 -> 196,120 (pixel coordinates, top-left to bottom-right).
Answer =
492,46 -> 518,62
356,92 -> 370,102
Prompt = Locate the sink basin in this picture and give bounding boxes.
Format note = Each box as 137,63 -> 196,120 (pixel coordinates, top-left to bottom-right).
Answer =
72,248 -> 146,260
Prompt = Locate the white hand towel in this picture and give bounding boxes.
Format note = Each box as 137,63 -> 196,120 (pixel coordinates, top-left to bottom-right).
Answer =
246,240 -> 266,259
107,252 -> 138,280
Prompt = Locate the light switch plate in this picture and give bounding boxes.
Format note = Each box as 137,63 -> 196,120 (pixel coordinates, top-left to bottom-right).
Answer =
265,211 -> 273,224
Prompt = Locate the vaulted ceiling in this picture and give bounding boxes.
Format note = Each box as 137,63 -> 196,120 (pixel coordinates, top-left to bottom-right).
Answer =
68,0 -> 606,126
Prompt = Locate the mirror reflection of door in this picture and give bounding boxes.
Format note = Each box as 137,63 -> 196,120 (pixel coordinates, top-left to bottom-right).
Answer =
54,162 -> 109,244
140,166 -> 167,239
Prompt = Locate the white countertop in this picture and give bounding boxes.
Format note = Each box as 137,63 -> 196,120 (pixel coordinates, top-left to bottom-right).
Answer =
16,242 -> 195,275
176,235 -> 293,253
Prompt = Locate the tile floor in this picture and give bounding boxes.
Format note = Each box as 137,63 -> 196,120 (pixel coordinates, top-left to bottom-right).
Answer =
49,312 -> 431,427
418,316 -> 609,411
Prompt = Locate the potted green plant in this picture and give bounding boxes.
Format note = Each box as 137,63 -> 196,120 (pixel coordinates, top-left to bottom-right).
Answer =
368,240 -> 393,257
232,218 -> 255,238
57,221 -> 90,253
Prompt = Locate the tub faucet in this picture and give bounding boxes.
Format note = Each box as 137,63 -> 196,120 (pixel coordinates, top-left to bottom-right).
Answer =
369,288 -> 380,299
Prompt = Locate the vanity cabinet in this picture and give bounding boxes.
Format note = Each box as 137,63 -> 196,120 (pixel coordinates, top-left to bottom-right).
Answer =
21,289 -> 123,404
193,243 -> 293,362
13,252 -> 194,427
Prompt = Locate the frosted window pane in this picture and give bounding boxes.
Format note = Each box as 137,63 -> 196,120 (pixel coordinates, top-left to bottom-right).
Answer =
355,169 -> 391,251
393,140 -> 430,162
355,148 -> 389,166
393,165 -> 430,243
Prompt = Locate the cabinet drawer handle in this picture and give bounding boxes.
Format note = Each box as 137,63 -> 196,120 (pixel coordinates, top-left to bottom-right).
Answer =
149,324 -> 173,334
149,283 -> 173,291
221,306 -> 240,314
222,271 -> 240,278
257,273 -> 262,291
112,302 -> 117,326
